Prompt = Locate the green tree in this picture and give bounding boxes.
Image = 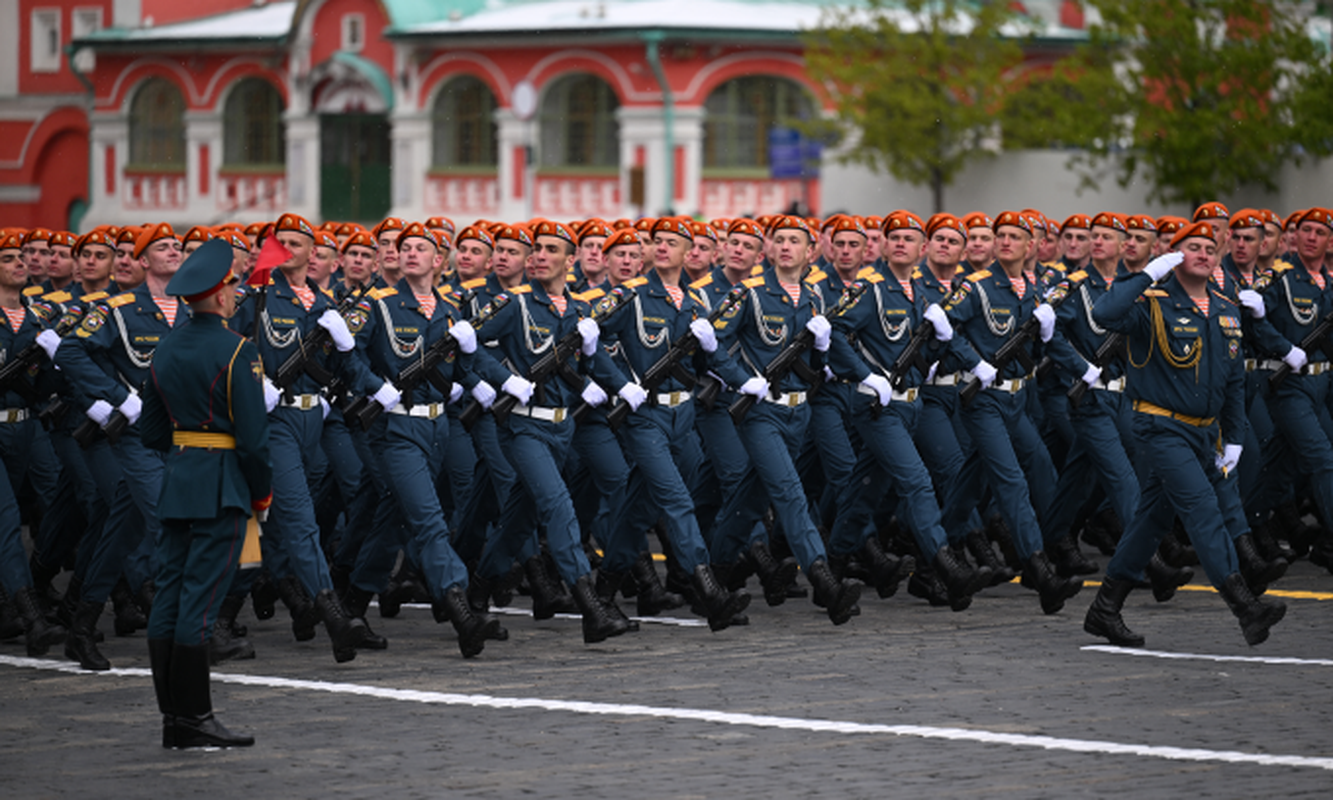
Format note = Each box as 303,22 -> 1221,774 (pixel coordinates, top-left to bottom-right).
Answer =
804,0 -> 1029,212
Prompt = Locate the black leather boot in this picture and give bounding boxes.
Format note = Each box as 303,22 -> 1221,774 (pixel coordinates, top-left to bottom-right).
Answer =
111,576 -> 147,637
1048,535 -> 1100,577
933,545 -> 992,612
66,600 -> 110,670
805,558 -> 861,626
314,588 -> 368,663
629,552 -> 684,616
1083,576 -> 1144,647
148,638 -> 175,748
690,564 -> 751,632
466,571 -> 493,613
1080,507 -> 1122,556
1145,552 -> 1193,602
1217,573 -> 1287,646
1234,533 -> 1288,595
275,575 -> 317,641
572,574 -> 630,644
703,564 -> 749,626
329,563 -> 351,599
0,586 -> 23,640
1160,523 -> 1199,567
747,539 -> 799,607
907,563 -> 951,607
860,536 -> 914,599
1025,551 -> 1083,615
14,585 -> 66,656
1271,500 -> 1310,560
250,569 -> 277,620
966,529 -> 1015,586
437,585 -> 502,658
208,593 -> 256,665
58,573 -> 82,630
986,514 -> 1025,573
340,585 -> 388,650
28,554 -> 62,607
595,569 -> 640,632
168,642 -> 254,748
523,554 -> 576,620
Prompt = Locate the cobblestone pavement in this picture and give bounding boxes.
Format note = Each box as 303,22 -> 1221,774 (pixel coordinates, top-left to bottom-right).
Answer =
5,560 -> 1332,799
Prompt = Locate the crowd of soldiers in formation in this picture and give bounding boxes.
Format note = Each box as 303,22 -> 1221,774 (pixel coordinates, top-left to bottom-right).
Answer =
2,199 -> 1330,669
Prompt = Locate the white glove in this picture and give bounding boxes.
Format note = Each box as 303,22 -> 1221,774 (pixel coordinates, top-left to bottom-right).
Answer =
449,383 -> 465,404
690,318 -> 718,353
117,392 -> 142,425
1033,303 -> 1056,344
86,399 -> 113,427
972,360 -> 998,389
1216,443 -> 1242,475
319,396 -> 331,419
1081,364 -> 1102,387
577,317 -> 600,356
1145,252 -> 1184,282
449,320 -> 477,354
923,304 -> 953,342
470,381 -> 497,409
373,381 -> 402,412
582,382 -> 609,407
618,382 -> 648,411
1238,290 -> 1265,319
1283,346 -> 1308,372
860,373 -> 893,406
926,362 -> 939,383
502,375 -> 535,405
262,378 -> 281,413
823,365 -> 836,383
806,315 -> 832,352
317,309 -> 355,352
739,376 -> 770,398
36,329 -> 61,359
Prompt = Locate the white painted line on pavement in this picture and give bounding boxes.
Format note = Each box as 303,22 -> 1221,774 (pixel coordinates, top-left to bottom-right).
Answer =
379,601 -> 710,627
1082,645 -> 1333,667
3,654 -> 1331,771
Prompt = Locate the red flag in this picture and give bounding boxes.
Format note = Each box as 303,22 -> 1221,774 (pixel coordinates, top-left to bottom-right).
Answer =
248,230 -> 292,287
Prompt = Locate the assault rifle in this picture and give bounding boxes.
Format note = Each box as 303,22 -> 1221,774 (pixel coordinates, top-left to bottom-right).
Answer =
1067,333 -> 1126,408
959,287 -> 1072,406
1268,310 -> 1333,392
272,285 -> 367,401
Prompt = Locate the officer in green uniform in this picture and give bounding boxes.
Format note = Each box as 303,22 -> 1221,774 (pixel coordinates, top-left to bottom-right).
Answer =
140,238 -> 273,748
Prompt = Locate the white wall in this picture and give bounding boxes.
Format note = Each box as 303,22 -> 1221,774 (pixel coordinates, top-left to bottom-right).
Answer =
0,0 -> 18,97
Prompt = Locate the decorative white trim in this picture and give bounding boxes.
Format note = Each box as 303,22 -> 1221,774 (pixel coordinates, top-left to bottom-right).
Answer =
679,51 -> 811,102
416,51 -> 513,106
524,49 -> 657,103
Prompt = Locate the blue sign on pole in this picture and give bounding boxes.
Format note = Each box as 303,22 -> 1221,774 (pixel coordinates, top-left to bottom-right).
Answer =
769,126 -> 821,179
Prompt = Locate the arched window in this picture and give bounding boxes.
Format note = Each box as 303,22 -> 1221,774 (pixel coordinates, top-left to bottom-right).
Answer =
223,78 -> 286,166
432,76 -> 498,168
128,77 -> 185,166
539,74 -> 619,169
703,76 -> 814,170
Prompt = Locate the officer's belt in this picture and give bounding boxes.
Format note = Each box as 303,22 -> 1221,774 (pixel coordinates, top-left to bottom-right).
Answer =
510,405 -> 569,423
653,390 -> 692,408
1132,400 -> 1215,428
1256,359 -> 1333,376
856,384 -> 919,403
279,393 -> 322,411
388,402 -> 446,420
926,372 -> 963,387
0,408 -> 30,423
761,391 -> 807,407
1091,376 -> 1126,393
172,431 -> 236,450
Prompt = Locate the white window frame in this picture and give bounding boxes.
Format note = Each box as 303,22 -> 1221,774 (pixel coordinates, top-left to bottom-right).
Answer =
341,13 -> 365,53
71,7 -> 102,72
31,8 -> 62,74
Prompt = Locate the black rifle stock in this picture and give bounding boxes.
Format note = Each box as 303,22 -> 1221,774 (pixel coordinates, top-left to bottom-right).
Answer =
1067,332 -> 1126,408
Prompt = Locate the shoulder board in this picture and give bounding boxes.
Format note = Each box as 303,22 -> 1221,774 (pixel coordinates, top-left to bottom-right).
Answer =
864,271 -> 885,284
688,289 -> 704,305
439,292 -> 460,309
1271,259 -> 1294,273
749,265 -> 765,276
438,283 -> 454,295
566,273 -> 579,283
856,266 -> 880,281
689,274 -> 713,290
108,293 -> 136,308
1043,260 -> 1066,271
571,288 -> 606,303
44,290 -> 73,304
1210,287 -> 1234,304
461,277 -> 488,290
319,286 -> 336,298
510,284 -> 533,294
1143,289 -> 1169,297
742,276 -> 766,288
622,277 -> 648,289
23,286 -> 44,297
804,268 -> 827,285
1067,270 -> 1087,283
80,291 -> 108,303
368,287 -> 397,300
910,268 -> 922,280
965,270 -> 991,282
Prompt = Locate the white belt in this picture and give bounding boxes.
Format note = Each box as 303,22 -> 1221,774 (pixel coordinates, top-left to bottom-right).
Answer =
1244,358 -> 1259,372
0,408 -> 29,423
989,376 -> 1027,394
654,390 -> 692,407
510,405 -> 569,423
927,372 -> 963,386
1093,377 -> 1126,393
1258,359 -> 1332,376
761,391 -> 807,407
388,402 -> 445,420
856,384 -> 919,403
279,393 -> 322,411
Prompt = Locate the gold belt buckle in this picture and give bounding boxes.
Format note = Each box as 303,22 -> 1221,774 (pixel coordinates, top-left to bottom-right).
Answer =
551,408 -> 566,423
785,393 -> 798,407
905,388 -> 918,403
300,395 -> 314,410
669,391 -> 682,406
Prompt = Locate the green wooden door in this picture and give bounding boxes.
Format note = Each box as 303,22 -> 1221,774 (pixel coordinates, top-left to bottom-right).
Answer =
320,114 -> 391,223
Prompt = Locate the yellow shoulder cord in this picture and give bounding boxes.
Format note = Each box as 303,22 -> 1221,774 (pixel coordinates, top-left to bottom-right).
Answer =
1131,295 -> 1203,380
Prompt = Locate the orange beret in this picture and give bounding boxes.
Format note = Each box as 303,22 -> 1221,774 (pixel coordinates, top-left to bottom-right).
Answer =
1297,207 -> 1333,229
182,226 -> 216,246
371,217 -> 406,239
633,217 -> 657,233
822,214 -> 865,238
862,215 -> 883,231
578,219 -> 612,243
495,224 -> 534,248
727,218 -> 765,240
1124,215 -> 1157,233
602,228 -> 642,253
340,231 -> 377,254
218,228 -> 252,251
335,222 -> 366,237
313,230 -> 340,250
425,216 -> 455,237
396,222 -> 441,250
116,226 -> 141,246
48,231 -> 77,248
651,216 -> 694,239
709,218 -> 731,233
74,229 -> 116,256
1259,209 -> 1282,228
993,211 -> 1033,235
1061,214 -> 1092,231
22,228 -> 52,246
1155,216 -> 1187,237
532,220 -> 577,248
1090,212 -> 1127,234
133,223 -> 178,260
1044,215 -> 1060,235
926,213 -> 967,239
1228,209 -> 1265,231
770,215 -> 814,240
884,211 -> 926,235
1192,202 -> 1229,222
274,213 -> 316,239
243,222 -> 268,238
805,217 -> 822,231
689,220 -> 718,242
1170,220 -> 1216,249
1020,210 -> 1047,233
0,231 -> 24,251
455,225 -> 495,249
962,212 -> 994,231
1283,210 -> 1305,231
612,218 -> 633,230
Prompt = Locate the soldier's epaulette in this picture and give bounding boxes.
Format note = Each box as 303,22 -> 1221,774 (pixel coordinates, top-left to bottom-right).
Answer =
107,293 -> 135,308
621,277 -> 648,289
1067,270 -> 1088,283
571,288 -> 606,303
43,290 -> 73,304
438,288 -> 460,309
749,265 -> 765,276
438,282 -> 454,295
965,270 -> 991,282
368,287 -> 397,300
862,270 -> 884,284
804,268 -> 827,285
856,266 -> 879,281
319,286 -> 336,299
461,277 -> 487,290
742,276 -> 766,288
80,291 -> 108,303
509,284 -> 533,294
688,289 -> 704,305
1042,260 -> 1066,272
566,273 -> 579,283
910,268 -> 922,280
23,286 -> 45,297
689,274 -> 713,290
1271,259 -> 1294,273
1143,289 -> 1169,297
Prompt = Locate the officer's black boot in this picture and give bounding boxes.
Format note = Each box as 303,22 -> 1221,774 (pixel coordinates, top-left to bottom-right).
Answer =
861,536 -> 914,599
629,552 -> 684,616
934,545 -> 992,611
0,585 -> 24,640
594,569 -> 639,632
28,554 -> 62,606
340,584 -> 388,649
208,593 -> 256,665
275,575 -> 318,641
378,567 -> 413,618
523,554 -> 576,620
1160,523 -> 1199,567
1083,576 -> 1145,647
1048,535 -> 1100,578
249,569 -> 277,620
466,572 -> 493,613
168,642 -> 254,748
747,539 -> 799,607
690,564 -> 751,632
572,574 -> 631,644
148,638 -> 175,748
111,576 -> 147,637
806,558 -> 861,626
704,564 -> 749,626
66,600 -> 111,670
1234,533 -> 1288,595
138,578 -> 155,620
907,562 -> 952,607
1144,552 -> 1193,602
436,586 -> 501,658
1271,500 -> 1309,560
314,588 -> 367,663
14,585 -> 66,656
986,514 -> 1025,573
965,529 -> 1015,586
57,573 -> 82,630
1026,550 -> 1084,615
1218,573 -> 1287,646
1080,508 -> 1122,556
329,563 -> 351,599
